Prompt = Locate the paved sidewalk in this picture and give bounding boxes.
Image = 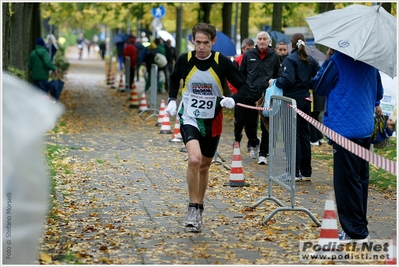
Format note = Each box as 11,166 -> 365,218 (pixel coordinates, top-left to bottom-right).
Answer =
42,46 -> 397,265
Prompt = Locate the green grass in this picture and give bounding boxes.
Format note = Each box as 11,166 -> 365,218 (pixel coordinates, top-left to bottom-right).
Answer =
312,138 -> 396,191
370,138 -> 397,191
51,121 -> 67,134
45,144 -> 70,196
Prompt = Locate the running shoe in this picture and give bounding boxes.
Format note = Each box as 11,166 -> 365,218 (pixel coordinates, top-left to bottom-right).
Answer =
184,207 -> 200,228
295,174 -> 311,181
339,231 -> 370,244
258,156 -> 268,165
249,145 -> 259,159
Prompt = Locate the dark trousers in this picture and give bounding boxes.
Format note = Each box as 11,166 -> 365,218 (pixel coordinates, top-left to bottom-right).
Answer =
164,63 -> 173,91
234,99 -> 260,148
333,138 -> 370,239
295,98 -> 312,177
33,80 -> 51,94
234,105 -> 258,148
310,111 -> 324,142
128,66 -> 135,88
259,117 -> 269,157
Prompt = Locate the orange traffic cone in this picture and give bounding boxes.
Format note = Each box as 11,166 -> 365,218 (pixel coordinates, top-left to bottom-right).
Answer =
156,99 -> 165,126
386,231 -> 397,265
117,74 -> 125,92
224,142 -> 249,187
308,191 -> 345,260
318,191 -> 339,248
160,112 -> 172,134
139,92 -> 148,111
106,69 -> 112,84
129,83 -> 139,109
170,117 -> 183,142
110,73 -> 116,89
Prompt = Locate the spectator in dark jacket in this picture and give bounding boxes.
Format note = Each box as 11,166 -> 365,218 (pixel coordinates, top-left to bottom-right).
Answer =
271,33 -> 320,181
143,41 -> 164,92
227,38 -> 255,151
275,41 -> 288,76
116,42 -> 125,71
135,39 -> 146,81
239,31 -> 280,165
28,38 -> 57,94
99,41 -> 106,60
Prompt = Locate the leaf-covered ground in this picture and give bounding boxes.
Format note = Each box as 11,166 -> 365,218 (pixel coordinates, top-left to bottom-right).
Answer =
39,47 -> 397,265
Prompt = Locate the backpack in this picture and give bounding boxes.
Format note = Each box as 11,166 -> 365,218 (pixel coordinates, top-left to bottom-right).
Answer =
371,113 -> 393,144
154,53 -> 167,69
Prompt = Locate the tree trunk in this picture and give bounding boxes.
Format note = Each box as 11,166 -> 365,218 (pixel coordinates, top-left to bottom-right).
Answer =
175,4 -> 182,56
317,2 -> 334,13
222,3 -> 232,38
240,3 -> 250,40
9,3 -> 24,71
315,3 -> 335,54
199,3 -> 212,24
2,2 -> 10,71
381,3 -> 391,14
9,3 -> 41,81
271,3 -> 283,32
26,3 -> 41,82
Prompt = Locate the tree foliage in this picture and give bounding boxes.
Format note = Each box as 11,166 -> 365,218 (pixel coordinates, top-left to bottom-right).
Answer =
3,2 -> 397,80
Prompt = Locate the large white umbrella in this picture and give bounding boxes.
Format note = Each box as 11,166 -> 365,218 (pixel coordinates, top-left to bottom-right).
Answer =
305,4 -> 397,78
157,30 -> 175,47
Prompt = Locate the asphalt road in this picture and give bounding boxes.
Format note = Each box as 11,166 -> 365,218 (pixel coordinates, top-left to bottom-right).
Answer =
40,46 -> 397,265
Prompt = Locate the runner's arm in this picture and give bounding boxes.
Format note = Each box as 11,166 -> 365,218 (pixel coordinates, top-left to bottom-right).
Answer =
168,53 -> 187,102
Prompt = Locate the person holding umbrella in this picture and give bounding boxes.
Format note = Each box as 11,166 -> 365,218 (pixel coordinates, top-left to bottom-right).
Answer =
312,48 -> 383,243
307,3 -> 395,244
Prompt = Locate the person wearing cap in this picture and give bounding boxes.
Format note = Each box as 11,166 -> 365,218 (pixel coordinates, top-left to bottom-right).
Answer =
123,37 -> 138,89
28,37 -> 57,94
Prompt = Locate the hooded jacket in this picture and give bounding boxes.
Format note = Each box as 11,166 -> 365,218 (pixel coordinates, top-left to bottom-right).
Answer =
28,45 -> 57,81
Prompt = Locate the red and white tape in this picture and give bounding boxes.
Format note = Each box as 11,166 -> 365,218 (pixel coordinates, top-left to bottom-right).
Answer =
236,102 -> 397,175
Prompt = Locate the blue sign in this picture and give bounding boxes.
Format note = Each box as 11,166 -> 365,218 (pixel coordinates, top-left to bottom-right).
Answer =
152,6 -> 166,18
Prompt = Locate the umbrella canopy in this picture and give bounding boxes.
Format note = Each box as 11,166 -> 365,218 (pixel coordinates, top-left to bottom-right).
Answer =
112,33 -> 129,44
288,45 -> 326,66
188,31 -> 236,56
157,30 -> 176,47
269,31 -> 290,44
305,4 -> 397,78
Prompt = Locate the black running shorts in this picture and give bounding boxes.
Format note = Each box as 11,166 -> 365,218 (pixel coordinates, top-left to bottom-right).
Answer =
180,124 -> 220,158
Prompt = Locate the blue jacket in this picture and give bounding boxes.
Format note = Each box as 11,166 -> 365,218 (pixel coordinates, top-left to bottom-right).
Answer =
275,48 -> 320,100
313,51 -> 383,139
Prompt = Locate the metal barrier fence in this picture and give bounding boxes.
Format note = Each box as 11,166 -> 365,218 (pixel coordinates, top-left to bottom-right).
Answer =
139,64 -> 159,120
250,95 -> 321,226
